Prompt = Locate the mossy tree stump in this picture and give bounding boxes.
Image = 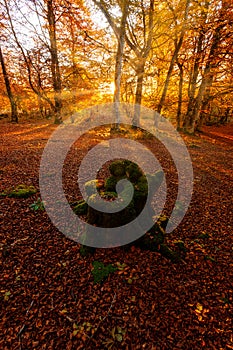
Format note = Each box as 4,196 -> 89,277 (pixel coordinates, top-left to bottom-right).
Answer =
74,160 -> 185,261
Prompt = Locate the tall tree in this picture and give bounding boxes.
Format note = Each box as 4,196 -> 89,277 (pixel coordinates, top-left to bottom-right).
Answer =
183,0 -> 233,133
113,0 -> 129,126
156,0 -> 190,116
46,0 -> 62,123
0,45 -> 18,122
92,0 -> 155,126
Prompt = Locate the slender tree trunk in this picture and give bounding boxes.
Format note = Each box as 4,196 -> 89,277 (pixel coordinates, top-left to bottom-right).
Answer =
183,30 -> 206,131
184,21 -> 224,133
187,71 -> 213,133
0,45 -> 18,123
156,0 -> 190,116
183,0 -> 210,132
157,47 -> 179,114
197,78 -> 213,131
47,0 -> 62,124
113,0 -> 128,127
3,0 -> 56,114
132,62 -> 145,126
176,61 -> 184,130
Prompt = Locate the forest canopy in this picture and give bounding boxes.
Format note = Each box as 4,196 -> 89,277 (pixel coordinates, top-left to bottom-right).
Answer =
0,0 -> 232,132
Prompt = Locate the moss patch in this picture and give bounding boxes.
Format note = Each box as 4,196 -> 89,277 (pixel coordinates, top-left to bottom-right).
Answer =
1,184 -> 37,198
73,200 -> 88,215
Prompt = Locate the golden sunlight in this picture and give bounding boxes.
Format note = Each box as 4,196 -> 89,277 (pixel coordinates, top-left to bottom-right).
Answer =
110,82 -> 115,94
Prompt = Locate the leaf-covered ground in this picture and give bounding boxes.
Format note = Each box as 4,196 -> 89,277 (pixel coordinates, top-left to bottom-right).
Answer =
0,120 -> 232,350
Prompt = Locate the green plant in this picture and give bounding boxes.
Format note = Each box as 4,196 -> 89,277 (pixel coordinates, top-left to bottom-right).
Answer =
30,198 -> 45,211
91,261 -> 117,283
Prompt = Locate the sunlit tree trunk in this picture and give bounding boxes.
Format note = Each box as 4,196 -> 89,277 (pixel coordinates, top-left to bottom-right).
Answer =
0,45 -> 18,123
132,0 -> 154,126
46,0 -> 62,124
93,0 -> 155,127
197,78 -> 213,131
113,0 -> 129,127
176,61 -> 184,130
132,61 -> 145,126
157,44 -> 182,114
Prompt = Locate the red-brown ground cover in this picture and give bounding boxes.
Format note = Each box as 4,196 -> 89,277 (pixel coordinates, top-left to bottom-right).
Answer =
0,121 -> 232,349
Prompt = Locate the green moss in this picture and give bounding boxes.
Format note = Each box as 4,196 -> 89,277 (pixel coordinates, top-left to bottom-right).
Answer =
100,191 -> 118,200
109,160 -> 126,177
174,240 -> 187,253
91,261 -> 117,283
105,176 -> 117,192
0,192 -> 7,197
198,233 -> 210,239
152,215 -> 169,232
135,176 -> 148,193
159,244 -> 181,262
125,162 -> 143,182
73,200 -> 88,215
6,184 -> 37,198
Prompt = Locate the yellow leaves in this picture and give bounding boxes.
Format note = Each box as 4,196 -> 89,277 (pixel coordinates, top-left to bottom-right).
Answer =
60,309 -> 68,314
72,322 -> 97,339
194,302 -> 209,321
3,290 -> 11,301
195,302 -> 203,313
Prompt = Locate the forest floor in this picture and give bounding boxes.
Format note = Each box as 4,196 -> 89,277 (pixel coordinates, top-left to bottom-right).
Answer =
0,119 -> 232,350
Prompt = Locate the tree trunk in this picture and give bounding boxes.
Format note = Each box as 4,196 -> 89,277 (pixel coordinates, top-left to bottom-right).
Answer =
0,45 -> 18,123
132,62 -> 145,127
197,78 -> 213,131
156,0 -> 190,116
113,0 -> 129,127
183,30 -> 206,132
184,21 -> 224,133
157,48 -> 178,114
3,0 -> 56,115
176,61 -> 184,130
47,0 -> 62,124
183,0 -> 211,132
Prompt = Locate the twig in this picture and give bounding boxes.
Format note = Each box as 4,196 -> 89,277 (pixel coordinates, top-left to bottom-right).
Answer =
17,300 -> 34,348
11,237 -> 29,247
